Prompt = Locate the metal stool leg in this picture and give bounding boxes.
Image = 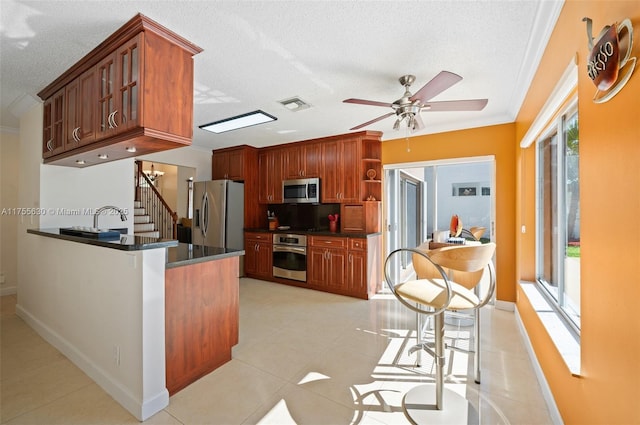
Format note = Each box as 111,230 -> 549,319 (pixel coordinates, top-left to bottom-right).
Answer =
434,311 -> 445,410
474,307 -> 481,384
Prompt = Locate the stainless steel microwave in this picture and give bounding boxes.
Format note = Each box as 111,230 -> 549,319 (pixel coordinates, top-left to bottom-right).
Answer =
282,178 -> 320,203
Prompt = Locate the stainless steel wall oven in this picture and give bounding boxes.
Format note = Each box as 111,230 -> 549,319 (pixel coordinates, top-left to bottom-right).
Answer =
272,233 -> 307,282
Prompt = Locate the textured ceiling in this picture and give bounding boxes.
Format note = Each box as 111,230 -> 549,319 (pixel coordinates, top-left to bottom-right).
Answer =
0,0 -> 563,150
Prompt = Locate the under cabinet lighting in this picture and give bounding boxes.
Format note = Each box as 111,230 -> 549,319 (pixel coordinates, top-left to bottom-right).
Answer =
125,146 -> 136,153
75,160 -> 86,165
199,110 -> 277,134
97,154 -> 108,159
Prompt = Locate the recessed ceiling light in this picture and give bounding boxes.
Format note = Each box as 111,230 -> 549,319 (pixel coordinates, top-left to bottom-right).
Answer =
97,154 -> 108,159
199,110 -> 277,134
126,146 -> 136,153
75,160 -> 86,165
278,96 -> 311,111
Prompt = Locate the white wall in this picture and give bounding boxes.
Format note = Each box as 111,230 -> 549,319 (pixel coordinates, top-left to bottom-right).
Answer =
40,159 -> 135,231
17,235 -> 168,420
140,145 -> 211,181
1,129 -> 20,294
434,162 -> 492,233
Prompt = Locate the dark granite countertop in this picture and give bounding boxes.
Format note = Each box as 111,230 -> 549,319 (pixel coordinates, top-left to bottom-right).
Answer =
27,228 -> 178,251
244,228 -> 381,238
165,243 -> 245,269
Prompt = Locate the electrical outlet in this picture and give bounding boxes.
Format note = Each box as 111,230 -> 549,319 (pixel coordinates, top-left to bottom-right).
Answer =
113,345 -> 121,366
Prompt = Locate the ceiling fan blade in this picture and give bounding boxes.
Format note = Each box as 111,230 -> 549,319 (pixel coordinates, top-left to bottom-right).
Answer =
410,71 -> 463,103
343,98 -> 393,108
349,112 -> 395,130
423,99 -> 488,111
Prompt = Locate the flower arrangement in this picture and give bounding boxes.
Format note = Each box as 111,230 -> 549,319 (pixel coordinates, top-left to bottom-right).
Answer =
328,214 -> 339,222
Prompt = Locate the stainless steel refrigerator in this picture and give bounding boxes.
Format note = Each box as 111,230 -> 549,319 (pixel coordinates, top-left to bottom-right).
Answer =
192,180 -> 244,250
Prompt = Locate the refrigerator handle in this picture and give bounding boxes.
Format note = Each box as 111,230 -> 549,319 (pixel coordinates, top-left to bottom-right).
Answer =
201,192 -> 209,237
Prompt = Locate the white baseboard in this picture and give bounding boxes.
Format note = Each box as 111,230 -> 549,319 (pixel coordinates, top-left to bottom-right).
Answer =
494,299 -> 514,311
514,306 -> 564,425
1,285 -> 17,296
15,304 -> 168,421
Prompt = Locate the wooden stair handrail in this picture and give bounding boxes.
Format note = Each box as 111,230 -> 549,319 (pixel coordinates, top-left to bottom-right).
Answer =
135,160 -> 178,239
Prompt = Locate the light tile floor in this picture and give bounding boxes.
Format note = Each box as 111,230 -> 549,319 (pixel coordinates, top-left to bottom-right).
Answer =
1,279 -> 553,424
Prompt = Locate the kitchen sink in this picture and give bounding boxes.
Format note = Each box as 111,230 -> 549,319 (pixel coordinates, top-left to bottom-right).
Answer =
60,227 -> 124,239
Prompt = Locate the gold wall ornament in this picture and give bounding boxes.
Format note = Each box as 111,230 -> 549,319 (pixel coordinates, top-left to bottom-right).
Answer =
583,17 -> 636,103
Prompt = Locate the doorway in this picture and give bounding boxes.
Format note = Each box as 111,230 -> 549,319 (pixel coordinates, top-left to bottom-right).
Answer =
384,156 -> 495,258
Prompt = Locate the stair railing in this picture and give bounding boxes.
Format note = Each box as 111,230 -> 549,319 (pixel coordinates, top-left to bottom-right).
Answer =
135,160 -> 178,239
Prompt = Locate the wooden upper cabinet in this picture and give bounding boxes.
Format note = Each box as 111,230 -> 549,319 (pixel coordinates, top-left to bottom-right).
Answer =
284,142 -> 321,179
212,146 -> 250,180
65,67 -> 96,149
258,148 -> 284,204
96,34 -> 142,140
37,14 -> 202,167
321,137 -> 360,203
42,89 -> 65,158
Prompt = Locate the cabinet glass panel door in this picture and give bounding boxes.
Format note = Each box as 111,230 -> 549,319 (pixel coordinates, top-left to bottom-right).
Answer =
97,56 -> 115,137
117,37 -> 140,129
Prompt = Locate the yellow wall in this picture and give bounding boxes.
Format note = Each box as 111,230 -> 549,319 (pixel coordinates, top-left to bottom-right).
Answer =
382,123 -> 517,302
384,2 -> 640,422
515,1 -> 640,423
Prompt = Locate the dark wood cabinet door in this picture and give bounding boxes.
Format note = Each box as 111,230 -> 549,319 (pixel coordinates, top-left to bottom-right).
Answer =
227,149 -> 245,180
212,152 -> 228,180
113,34 -> 142,132
255,241 -> 273,278
326,248 -> 348,290
284,142 -> 321,179
258,151 -> 271,203
321,140 -> 340,202
65,68 -> 96,149
42,89 -> 65,158
347,251 -> 367,293
340,138 -> 361,203
212,149 -> 246,180
304,142 -> 321,177
95,52 -> 117,141
307,247 -> 328,286
284,145 -> 303,179
258,149 -> 283,203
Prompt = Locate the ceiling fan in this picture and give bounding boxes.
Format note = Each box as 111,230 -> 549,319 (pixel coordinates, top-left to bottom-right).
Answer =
343,71 -> 488,131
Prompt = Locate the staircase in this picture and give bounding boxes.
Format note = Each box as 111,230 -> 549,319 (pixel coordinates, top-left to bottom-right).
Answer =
134,160 -> 178,240
134,201 -> 160,238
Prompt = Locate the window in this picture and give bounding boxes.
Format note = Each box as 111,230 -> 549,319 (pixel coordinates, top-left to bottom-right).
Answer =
536,101 -> 580,331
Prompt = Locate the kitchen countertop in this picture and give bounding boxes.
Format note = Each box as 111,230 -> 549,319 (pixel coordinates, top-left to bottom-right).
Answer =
244,228 -> 381,238
27,228 -> 179,251
165,243 -> 245,269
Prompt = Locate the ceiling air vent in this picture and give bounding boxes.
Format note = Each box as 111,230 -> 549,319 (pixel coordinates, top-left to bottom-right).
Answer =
278,96 -> 311,112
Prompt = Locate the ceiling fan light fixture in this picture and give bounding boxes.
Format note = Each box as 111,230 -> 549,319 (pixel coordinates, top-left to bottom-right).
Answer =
199,110 -> 277,134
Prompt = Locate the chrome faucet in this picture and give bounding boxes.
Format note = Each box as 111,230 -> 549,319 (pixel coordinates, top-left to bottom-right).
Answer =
93,205 -> 128,229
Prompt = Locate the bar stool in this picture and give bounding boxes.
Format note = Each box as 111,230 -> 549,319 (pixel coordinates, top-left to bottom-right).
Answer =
384,243 -> 496,424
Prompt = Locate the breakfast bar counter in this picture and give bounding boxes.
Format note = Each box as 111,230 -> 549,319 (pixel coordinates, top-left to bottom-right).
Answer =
22,229 -> 245,419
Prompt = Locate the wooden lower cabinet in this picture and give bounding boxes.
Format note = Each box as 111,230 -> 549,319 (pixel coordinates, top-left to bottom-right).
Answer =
244,232 -> 272,280
347,238 -> 368,294
308,245 -> 348,291
308,234 -> 380,299
165,256 -> 239,395
244,231 -> 381,299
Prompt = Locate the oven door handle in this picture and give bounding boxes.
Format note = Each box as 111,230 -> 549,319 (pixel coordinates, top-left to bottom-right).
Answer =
273,245 -> 306,254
